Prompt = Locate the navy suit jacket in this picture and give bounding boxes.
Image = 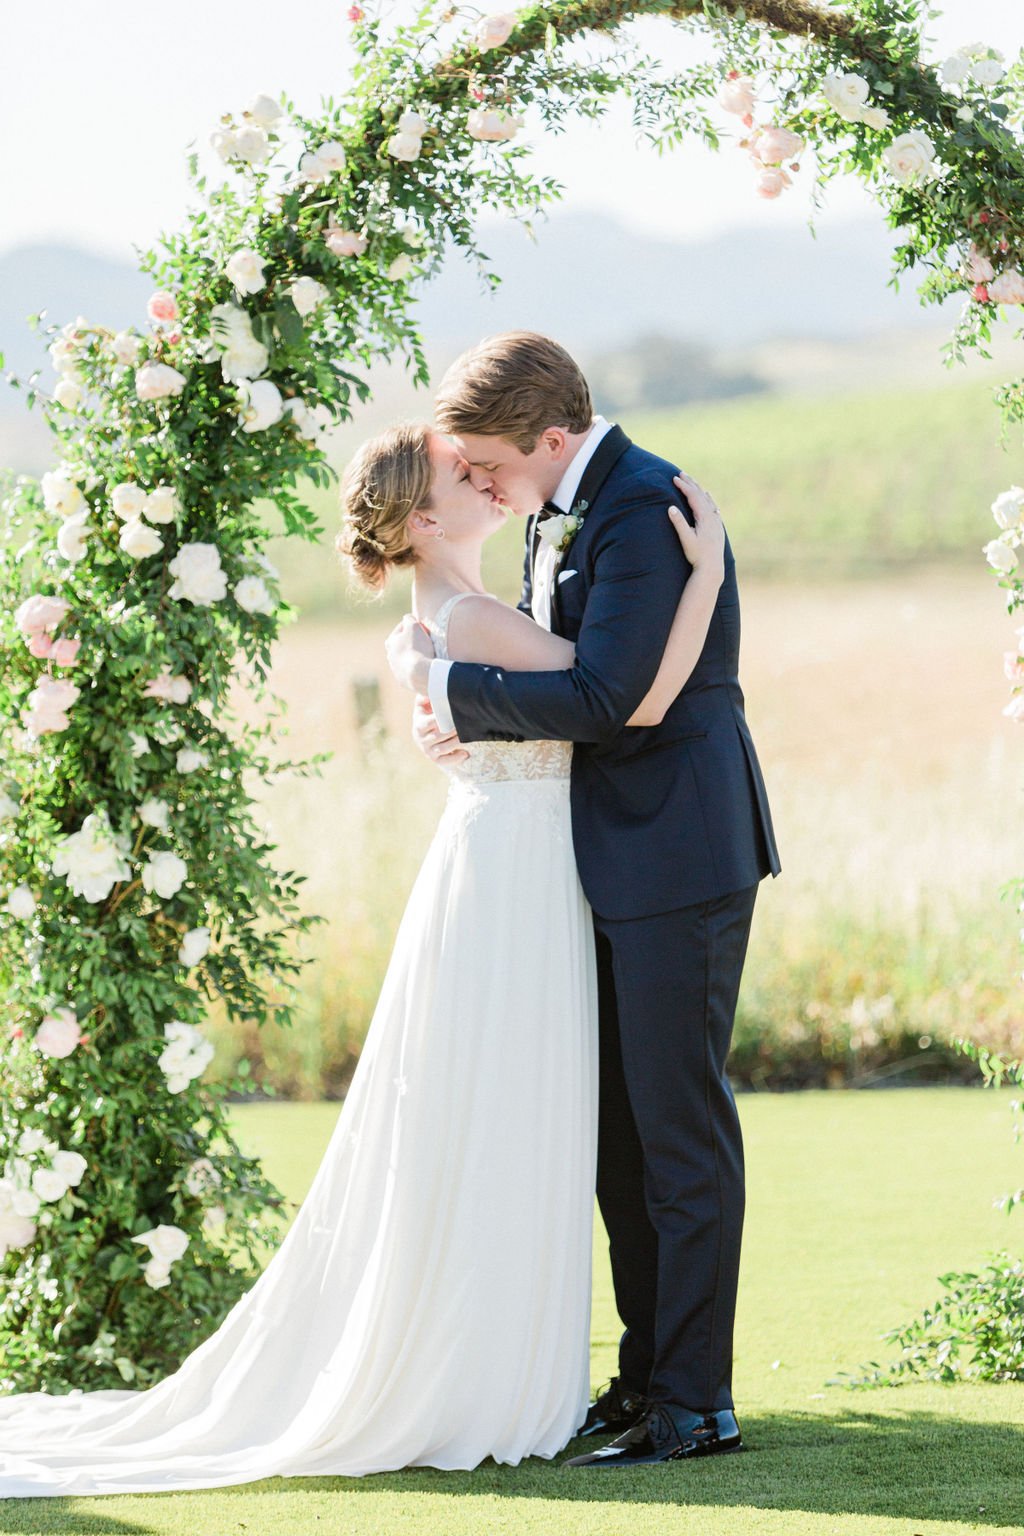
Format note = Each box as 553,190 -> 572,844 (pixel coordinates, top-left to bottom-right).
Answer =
446,426 -> 781,919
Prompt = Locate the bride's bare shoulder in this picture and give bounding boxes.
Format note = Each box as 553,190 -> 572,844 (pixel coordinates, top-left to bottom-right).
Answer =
444,595 -> 574,670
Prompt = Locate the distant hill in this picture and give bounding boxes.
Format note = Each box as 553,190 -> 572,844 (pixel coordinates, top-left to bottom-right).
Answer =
0,211 -> 985,475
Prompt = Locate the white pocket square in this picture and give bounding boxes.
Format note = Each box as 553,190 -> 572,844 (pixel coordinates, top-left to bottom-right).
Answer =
557,569 -> 578,584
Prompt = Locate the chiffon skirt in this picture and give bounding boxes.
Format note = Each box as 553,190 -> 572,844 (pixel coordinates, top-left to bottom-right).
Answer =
0,773 -> 598,1495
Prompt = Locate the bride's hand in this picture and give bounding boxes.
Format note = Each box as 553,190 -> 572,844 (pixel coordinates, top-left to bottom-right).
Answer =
669,471 -> 725,583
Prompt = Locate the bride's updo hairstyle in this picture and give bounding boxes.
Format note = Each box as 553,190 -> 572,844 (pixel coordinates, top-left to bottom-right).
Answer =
336,423 -> 434,592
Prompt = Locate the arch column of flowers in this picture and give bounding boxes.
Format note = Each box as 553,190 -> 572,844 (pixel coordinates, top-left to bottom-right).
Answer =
1,0 -> 1022,1389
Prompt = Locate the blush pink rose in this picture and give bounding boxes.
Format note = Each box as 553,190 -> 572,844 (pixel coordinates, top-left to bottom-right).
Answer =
717,75 -> 756,116
756,166 -> 792,199
990,269 -> 1024,306
324,226 -> 368,258
1005,652 -> 1024,685
750,125 -> 805,166
972,283 -> 991,303
35,1008 -> 81,1058
966,244 -> 995,283
15,594 -> 70,637
147,291 -> 180,325
51,636 -> 81,667
142,671 -> 192,704
28,632 -> 55,659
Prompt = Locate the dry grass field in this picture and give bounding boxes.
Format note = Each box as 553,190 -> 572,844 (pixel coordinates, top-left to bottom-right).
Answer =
207,569 -> 1024,1096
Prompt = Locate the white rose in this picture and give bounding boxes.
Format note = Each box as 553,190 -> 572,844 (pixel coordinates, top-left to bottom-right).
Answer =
225,248 -> 267,295
35,1008 -> 81,1059
956,105 -> 975,123
52,811 -> 133,903
467,107 -> 524,142
0,1203 -> 36,1257
135,363 -> 187,401
41,472 -> 86,519
232,125 -> 270,164
132,1222 -> 190,1264
822,71 -> 870,122
176,747 -> 209,774
397,110 -> 427,136
315,140 -> 347,172
972,56 -> 1006,87
475,11 -> 516,49
111,482 -> 146,521
992,486 -> 1024,529
142,850 -> 188,899
289,277 -> 330,316
168,542 -> 228,606
324,226 -> 368,259
1003,694 -> 1024,723
179,927 -> 211,967
143,1258 -> 172,1289
238,379 -> 284,433
51,1150 -> 87,1186
11,1187 -> 40,1218
298,149 -> 330,183
111,331 -> 142,366
129,730 -> 150,758
207,302 -> 270,382
17,1129 -> 51,1155
861,106 -> 891,131
203,1205 -> 227,1232
184,1156 -> 221,1195
284,397 -> 330,441
234,575 -> 276,614
984,537 -> 1018,573
386,253 -> 415,281
57,514 -> 92,564
941,52 -> 970,83
882,129 -> 937,186
138,798 -> 171,831
990,270 -> 1024,306
49,338 -> 81,377
387,131 -> 422,162
6,884 -> 37,919
119,518 -> 164,559
537,513 -> 571,549
247,93 -> 282,127
31,1168 -> 68,1203
143,486 -> 180,524
54,379 -> 82,410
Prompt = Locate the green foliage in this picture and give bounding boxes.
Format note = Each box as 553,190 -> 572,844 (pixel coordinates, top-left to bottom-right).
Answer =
2,0 -> 1023,1389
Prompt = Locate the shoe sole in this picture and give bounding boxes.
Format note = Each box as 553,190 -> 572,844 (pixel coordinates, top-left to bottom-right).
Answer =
564,1441 -> 746,1468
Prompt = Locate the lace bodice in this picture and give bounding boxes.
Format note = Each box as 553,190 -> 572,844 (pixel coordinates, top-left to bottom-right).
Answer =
425,592 -> 572,785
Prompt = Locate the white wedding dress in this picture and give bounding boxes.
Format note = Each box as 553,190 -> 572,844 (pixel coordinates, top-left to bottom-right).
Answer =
0,592 -> 598,1496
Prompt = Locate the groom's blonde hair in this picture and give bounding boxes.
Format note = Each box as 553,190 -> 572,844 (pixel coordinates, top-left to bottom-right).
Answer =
435,331 -> 593,453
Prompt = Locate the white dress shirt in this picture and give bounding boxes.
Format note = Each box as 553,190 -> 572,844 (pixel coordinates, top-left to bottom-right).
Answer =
427,416 -> 613,734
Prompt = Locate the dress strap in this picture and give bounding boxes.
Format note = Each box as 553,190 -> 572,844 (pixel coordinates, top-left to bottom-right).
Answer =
426,592 -> 498,661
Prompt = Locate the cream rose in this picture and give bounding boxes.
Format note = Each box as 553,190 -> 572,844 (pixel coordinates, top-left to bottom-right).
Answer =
142,850 -> 188,899
992,486 -> 1024,529
234,575 -> 277,614
51,1150 -> 87,1187
207,302 -> 270,382
176,747 -> 209,774
111,482 -> 147,521
119,519 -> 164,559
168,542 -> 228,606
179,927 -> 211,967
57,514 -> 92,564
467,107 -> 524,142
749,125 -> 805,166
138,798 -> 171,831
41,471 -> 86,519
289,276 -> 330,315
225,248 -> 267,295
6,884 -> 37,919
142,671 -> 192,703
387,131 -> 423,162
238,379 -> 284,433
54,379 -> 82,410
247,93 -> 283,127
136,362 -> 187,401
111,331 -> 142,366
822,71 -> 870,122
143,486 -> 181,524
984,537 -> 1018,573
882,129 -> 937,186
52,811 -> 133,902
475,12 -> 516,49
325,226 -> 368,259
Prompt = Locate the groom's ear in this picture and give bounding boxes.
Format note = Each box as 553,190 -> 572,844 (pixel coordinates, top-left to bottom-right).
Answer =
537,427 -> 568,461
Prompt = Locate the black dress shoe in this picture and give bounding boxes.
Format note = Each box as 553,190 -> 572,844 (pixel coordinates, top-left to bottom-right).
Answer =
565,1404 -> 743,1466
576,1377 -> 650,1438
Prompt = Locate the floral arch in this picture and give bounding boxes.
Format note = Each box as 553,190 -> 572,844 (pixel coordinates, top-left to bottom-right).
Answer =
0,0 -> 1022,1389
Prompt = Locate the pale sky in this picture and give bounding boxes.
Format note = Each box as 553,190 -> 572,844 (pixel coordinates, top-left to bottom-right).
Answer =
1,1 -> 1019,261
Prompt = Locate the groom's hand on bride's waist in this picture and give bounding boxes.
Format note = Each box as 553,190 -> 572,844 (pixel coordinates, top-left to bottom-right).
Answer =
386,613 -> 434,694
413,695 -> 469,767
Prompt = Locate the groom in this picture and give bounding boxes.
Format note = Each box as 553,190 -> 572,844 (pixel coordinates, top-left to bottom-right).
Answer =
386,331 -> 780,1466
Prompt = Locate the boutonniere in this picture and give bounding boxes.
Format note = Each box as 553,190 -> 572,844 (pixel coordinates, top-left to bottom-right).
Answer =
537,498 -> 590,554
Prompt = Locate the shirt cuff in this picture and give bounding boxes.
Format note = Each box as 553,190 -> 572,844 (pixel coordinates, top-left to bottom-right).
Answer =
428,659 -> 456,735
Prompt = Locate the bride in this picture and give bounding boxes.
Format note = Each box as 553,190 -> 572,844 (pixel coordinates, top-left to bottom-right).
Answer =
0,422 -> 724,1496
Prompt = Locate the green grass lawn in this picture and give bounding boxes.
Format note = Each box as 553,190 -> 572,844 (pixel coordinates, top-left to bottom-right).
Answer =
2,1089 -> 1022,1536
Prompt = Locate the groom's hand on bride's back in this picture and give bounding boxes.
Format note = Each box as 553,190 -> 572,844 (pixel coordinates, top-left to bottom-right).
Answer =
412,695 -> 469,767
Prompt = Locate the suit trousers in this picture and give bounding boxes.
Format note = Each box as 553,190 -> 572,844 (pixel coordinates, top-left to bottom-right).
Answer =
592,883 -> 759,1412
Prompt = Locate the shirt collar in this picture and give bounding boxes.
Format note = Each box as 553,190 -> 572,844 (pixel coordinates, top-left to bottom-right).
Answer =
549,415 -> 612,514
